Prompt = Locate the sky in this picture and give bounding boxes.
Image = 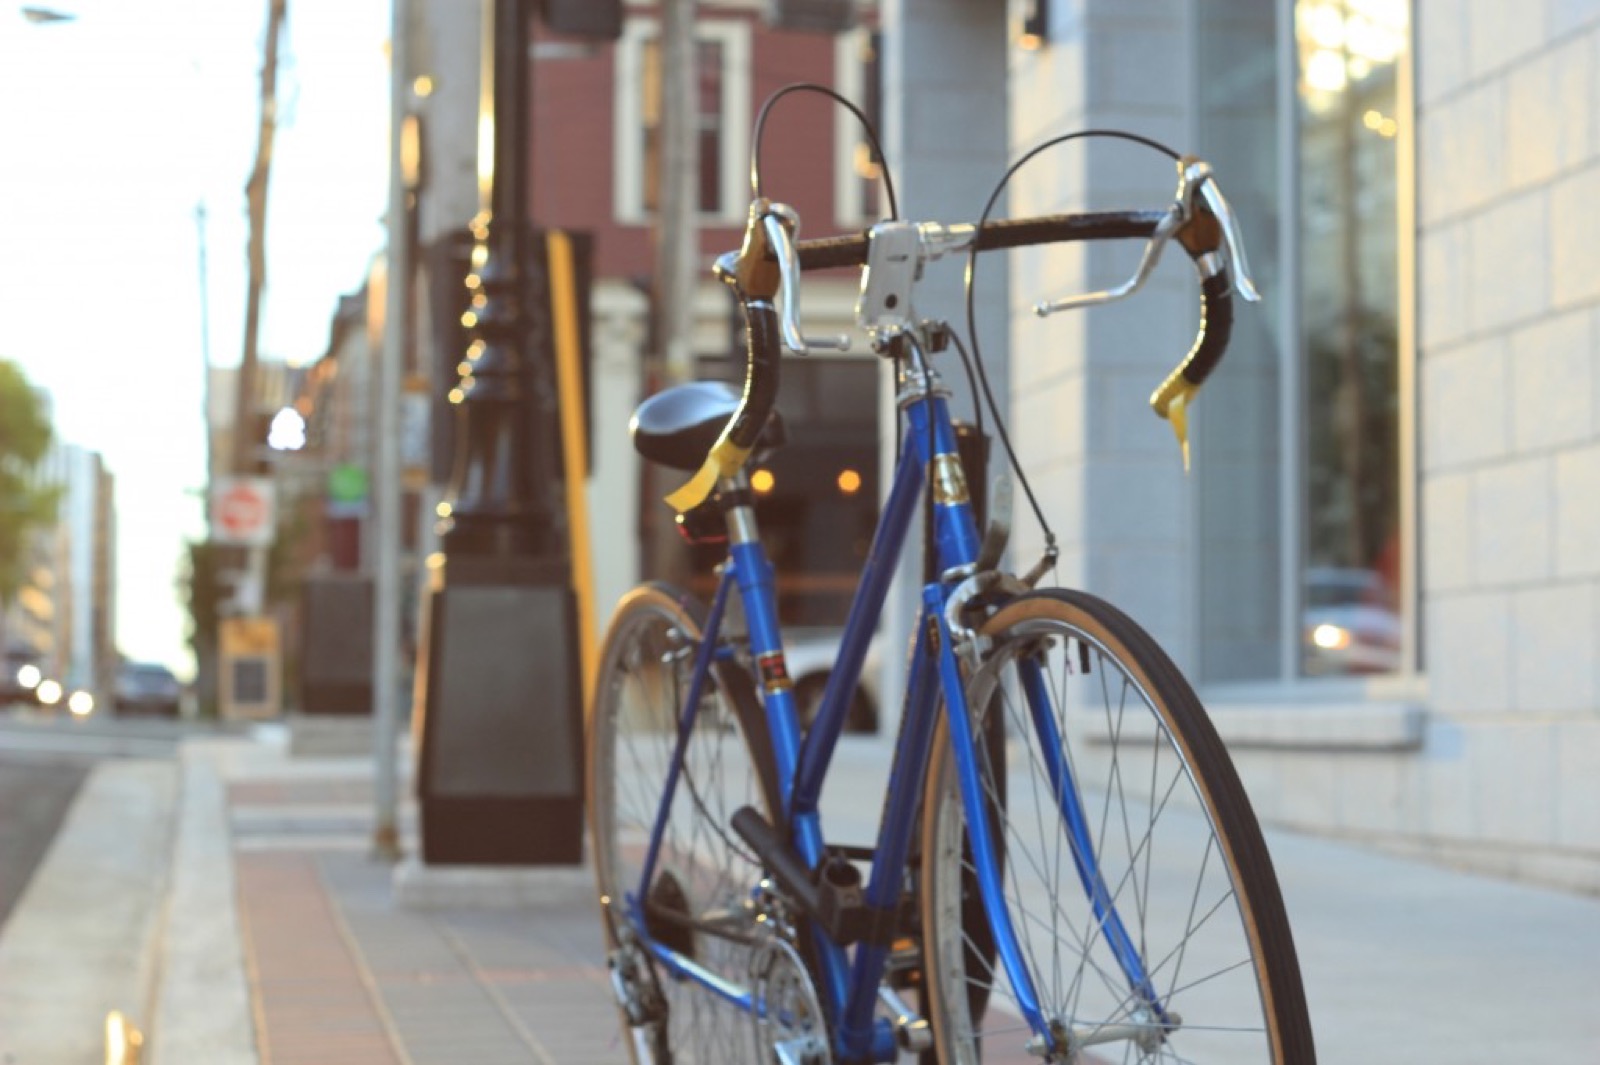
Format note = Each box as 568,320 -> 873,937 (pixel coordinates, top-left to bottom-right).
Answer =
0,0 -> 391,677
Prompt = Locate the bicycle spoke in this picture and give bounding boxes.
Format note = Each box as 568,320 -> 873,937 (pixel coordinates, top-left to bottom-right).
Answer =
924,594 -> 1305,1065
590,596 -> 778,1064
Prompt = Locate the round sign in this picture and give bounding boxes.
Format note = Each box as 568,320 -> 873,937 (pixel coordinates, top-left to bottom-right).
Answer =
213,478 -> 275,545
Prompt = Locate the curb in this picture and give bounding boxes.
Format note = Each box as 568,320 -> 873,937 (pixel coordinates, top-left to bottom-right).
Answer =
146,740 -> 259,1065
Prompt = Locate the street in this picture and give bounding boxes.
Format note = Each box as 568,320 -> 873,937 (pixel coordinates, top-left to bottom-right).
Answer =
0,753 -> 87,927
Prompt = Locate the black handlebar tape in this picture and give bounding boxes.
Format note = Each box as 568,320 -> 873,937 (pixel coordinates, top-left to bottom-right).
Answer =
791,210 -> 1169,272
971,210 -> 1166,252
728,304 -> 782,451
795,232 -> 871,271
1180,271 -> 1234,387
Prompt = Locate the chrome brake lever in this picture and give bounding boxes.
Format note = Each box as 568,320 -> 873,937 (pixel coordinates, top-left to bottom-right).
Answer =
1178,158 -> 1262,303
1033,205 -> 1184,317
762,206 -> 851,354
1197,178 -> 1261,302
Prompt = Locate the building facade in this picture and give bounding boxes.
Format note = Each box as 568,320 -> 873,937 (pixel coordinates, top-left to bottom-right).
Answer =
389,0 -> 1598,889
999,0 -> 1599,891
49,443 -> 116,699
407,0 -> 892,627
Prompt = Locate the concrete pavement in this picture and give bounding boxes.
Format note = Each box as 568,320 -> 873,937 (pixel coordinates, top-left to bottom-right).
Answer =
1,727 -> 1597,1062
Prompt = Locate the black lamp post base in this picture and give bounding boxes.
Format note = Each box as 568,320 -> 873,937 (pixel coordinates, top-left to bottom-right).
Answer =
418,795 -> 584,866
414,556 -> 584,866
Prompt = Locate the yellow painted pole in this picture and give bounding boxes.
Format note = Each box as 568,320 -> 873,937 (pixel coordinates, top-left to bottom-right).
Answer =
546,230 -> 597,705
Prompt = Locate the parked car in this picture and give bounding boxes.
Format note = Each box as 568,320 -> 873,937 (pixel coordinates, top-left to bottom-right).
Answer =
1303,566 -> 1401,675
2,646 -> 44,707
785,629 -> 882,734
114,662 -> 183,716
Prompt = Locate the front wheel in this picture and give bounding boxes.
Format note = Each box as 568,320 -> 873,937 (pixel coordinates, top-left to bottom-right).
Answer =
920,589 -> 1314,1063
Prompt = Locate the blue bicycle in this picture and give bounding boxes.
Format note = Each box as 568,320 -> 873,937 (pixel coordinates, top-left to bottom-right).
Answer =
587,101 -> 1314,1065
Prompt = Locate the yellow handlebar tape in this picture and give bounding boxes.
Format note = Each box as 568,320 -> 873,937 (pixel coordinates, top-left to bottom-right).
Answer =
664,436 -> 753,513
1149,371 -> 1200,472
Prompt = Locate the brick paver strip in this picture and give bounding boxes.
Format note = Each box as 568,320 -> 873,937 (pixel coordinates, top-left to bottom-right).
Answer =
237,853 -> 406,1065
230,779 -> 375,806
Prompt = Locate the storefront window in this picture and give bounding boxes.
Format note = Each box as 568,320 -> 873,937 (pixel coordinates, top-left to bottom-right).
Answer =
1296,0 -> 1406,677
1196,0 -> 1409,683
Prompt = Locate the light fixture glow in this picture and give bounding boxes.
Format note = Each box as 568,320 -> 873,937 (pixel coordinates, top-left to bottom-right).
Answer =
37,679 -> 62,706
751,469 -> 775,494
68,690 -> 94,716
16,664 -> 41,690
836,468 -> 862,495
267,407 -> 307,451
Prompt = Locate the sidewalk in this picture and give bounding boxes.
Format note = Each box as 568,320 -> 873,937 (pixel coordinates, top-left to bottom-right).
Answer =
1,727 -> 1598,1063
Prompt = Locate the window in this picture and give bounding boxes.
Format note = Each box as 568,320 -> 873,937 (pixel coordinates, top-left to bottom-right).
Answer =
1195,0 -> 1413,684
833,27 -> 884,228
614,18 -> 751,225
687,354 -> 880,626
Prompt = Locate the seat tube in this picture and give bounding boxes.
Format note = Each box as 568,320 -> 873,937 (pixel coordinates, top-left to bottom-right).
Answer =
720,474 -> 854,1019
719,476 -> 804,807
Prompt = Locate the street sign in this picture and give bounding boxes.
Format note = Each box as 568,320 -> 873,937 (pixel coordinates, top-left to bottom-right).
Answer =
212,477 -> 276,546
326,464 -> 369,518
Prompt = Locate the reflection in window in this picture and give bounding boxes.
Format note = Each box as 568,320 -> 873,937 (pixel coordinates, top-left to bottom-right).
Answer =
1296,0 -> 1405,676
689,356 -> 880,625
834,28 -> 883,227
1195,0 -> 1408,684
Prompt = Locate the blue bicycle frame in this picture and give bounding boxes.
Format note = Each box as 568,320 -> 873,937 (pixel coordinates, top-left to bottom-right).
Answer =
626,374 -> 1162,1062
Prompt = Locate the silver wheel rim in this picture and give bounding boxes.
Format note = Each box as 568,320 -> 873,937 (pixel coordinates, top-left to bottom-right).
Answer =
925,618 -> 1278,1064
592,602 -> 771,1064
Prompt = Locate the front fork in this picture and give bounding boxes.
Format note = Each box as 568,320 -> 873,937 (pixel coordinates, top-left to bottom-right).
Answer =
935,593 -> 1172,1059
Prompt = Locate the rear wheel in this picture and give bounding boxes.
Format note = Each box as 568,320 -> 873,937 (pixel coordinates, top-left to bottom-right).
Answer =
587,584 -> 782,1064
920,589 -> 1314,1063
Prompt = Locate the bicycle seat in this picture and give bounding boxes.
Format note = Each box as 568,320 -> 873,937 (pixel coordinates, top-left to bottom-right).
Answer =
630,380 -> 786,472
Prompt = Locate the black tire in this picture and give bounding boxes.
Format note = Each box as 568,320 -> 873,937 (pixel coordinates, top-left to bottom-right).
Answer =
795,673 -> 879,734
920,588 -> 1314,1064
586,583 -> 783,1065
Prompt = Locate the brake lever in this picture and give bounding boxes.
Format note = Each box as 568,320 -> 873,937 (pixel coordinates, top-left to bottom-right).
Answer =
1033,205 -> 1184,317
1198,179 -> 1261,302
761,205 -> 851,354
1178,158 -> 1262,303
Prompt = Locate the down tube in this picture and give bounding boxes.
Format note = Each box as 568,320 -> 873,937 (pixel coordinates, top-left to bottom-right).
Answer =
836,605 -> 940,1060
790,444 -> 924,822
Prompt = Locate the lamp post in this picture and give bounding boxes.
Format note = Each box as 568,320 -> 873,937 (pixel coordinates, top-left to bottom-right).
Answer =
437,0 -> 555,559
411,0 -> 581,866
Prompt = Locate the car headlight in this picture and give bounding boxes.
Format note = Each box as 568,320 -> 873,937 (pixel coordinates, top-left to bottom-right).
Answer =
1310,623 -> 1351,651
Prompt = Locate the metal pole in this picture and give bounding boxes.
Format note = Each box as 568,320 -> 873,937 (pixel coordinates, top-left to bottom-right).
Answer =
656,0 -> 698,384
196,202 -> 213,499
372,0 -> 411,863
235,0 -> 286,476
